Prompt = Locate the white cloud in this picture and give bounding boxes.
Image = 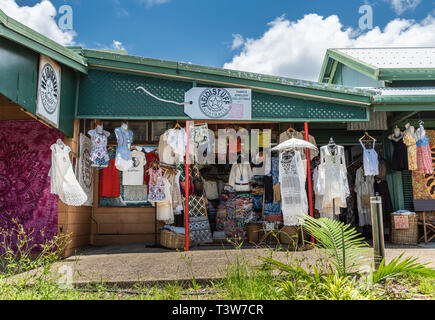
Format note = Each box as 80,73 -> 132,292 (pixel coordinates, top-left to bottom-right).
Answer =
142,0 -> 171,8
112,40 -> 126,50
231,33 -> 244,50
386,0 -> 421,15
223,14 -> 435,81
1,0 -> 77,46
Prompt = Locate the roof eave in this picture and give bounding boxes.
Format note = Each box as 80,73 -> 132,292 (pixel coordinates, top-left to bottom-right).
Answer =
84,49 -> 373,107
0,9 -> 87,74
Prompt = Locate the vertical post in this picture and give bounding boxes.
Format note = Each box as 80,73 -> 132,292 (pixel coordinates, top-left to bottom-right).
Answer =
304,122 -> 315,244
185,120 -> 191,251
370,193 -> 385,270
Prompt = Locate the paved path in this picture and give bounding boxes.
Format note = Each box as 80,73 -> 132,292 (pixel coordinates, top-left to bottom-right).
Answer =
46,244 -> 435,287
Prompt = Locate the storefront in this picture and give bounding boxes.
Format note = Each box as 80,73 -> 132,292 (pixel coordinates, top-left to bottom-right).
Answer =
0,10 -> 90,257
1,9 -> 434,256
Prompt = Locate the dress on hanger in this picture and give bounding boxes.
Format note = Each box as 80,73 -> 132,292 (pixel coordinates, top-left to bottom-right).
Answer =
355,167 -> 374,227
390,135 -> 408,171
316,145 -> 349,217
279,150 -> 307,226
148,167 -> 166,202
99,158 -> 120,197
403,131 -> 418,171
415,124 -> 433,174
360,140 -> 379,176
156,177 -> 174,224
49,141 -> 87,206
114,126 -> 134,171
88,127 -> 110,168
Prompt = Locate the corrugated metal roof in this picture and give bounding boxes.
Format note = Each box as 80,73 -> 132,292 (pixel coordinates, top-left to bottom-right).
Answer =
335,48 -> 435,69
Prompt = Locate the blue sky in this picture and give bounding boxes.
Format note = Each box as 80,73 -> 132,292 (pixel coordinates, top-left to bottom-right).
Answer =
5,0 -> 435,80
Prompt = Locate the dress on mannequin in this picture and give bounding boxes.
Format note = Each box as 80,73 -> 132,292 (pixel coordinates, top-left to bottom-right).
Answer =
114,123 -> 134,171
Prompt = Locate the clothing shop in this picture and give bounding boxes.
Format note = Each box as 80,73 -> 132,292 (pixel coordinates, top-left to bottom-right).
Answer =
0,13 -> 90,257
1,8 -> 434,257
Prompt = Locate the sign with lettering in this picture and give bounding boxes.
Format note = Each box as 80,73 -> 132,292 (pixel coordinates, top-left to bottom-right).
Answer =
184,88 -> 251,120
36,55 -> 61,128
394,215 -> 409,230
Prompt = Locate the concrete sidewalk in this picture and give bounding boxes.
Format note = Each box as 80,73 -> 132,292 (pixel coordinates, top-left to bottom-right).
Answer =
45,244 -> 435,287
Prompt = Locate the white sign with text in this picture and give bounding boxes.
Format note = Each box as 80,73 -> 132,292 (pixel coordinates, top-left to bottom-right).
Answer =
184,87 -> 252,120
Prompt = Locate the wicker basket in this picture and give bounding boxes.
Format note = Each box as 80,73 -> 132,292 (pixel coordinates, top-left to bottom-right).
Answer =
160,229 -> 194,250
280,226 -> 310,244
246,223 -> 261,243
391,213 -> 418,245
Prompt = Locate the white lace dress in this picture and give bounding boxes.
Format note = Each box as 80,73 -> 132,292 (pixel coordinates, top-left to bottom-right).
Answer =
279,150 -> 307,226
316,145 -> 349,217
49,142 -> 87,206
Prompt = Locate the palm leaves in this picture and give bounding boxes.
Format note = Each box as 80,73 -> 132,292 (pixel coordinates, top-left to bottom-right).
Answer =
301,214 -> 371,276
369,253 -> 435,284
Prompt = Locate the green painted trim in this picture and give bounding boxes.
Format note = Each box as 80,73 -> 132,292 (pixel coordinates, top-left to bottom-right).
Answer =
373,94 -> 435,104
324,49 -> 379,81
319,49 -> 435,82
83,49 -> 373,106
0,9 -> 87,73
318,52 -> 332,83
75,115 -> 369,122
328,60 -> 338,85
378,68 -> 435,81
374,104 -> 435,112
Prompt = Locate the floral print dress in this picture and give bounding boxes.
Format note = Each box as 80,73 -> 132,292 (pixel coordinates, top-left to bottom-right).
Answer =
147,167 -> 166,202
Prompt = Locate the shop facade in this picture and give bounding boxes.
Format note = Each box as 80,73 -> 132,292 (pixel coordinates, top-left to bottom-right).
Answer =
1,8 -> 434,256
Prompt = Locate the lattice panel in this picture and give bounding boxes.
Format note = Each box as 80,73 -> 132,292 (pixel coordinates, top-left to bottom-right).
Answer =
78,69 -> 368,121
251,91 -> 367,121
78,69 -> 190,117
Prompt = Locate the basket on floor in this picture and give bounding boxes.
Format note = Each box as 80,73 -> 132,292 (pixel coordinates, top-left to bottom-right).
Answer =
391,213 -> 418,245
160,229 -> 194,250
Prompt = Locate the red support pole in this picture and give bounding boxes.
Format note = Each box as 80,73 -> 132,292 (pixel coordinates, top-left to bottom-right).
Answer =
304,122 -> 315,244
185,121 -> 190,251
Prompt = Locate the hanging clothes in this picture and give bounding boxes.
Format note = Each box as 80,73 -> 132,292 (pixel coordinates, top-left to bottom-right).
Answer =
114,126 -> 134,171
156,177 -> 174,224
99,158 -> 120,197
165,170 -> 183,215
279,130 -> 317,160
403,130 -> 418,171
415,124 -> 433,174
166,128 -> 187,163
360,140 -> 379,176
144,150 -> 159,187
203,179 -> 219,200
390,135 -> 408,171
299,131 -> 319,160
158,130 -> 173,165
279,150 -> 307,226
316,145 -> 349,217
49,140 -> 87,206
374,179 -> 393,231
122,150 -> 146,186
355,167 -> 374,227
78,133 -> 93,207
263,156 -> 283,222
88,126 -> 110,169
228,163 -> 253,192
147,167 -> 166,202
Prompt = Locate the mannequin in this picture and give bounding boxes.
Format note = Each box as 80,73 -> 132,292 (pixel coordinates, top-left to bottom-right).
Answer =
404,123 -> 416,136
114,121 -> 134,171
389,126 -> 408,171
388,126 -> 404,141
